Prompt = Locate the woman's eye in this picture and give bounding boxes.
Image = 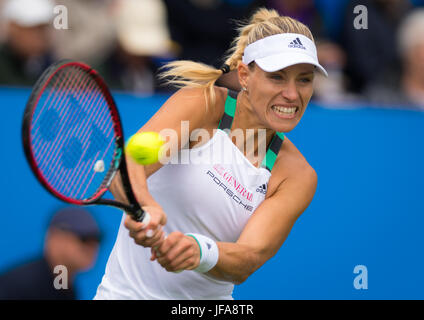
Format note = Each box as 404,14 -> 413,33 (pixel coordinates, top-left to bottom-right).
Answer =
299,78 -> 312,83
270,74 -> 283,80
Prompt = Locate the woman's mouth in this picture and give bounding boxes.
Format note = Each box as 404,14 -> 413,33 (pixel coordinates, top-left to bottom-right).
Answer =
271,105 -> 299,119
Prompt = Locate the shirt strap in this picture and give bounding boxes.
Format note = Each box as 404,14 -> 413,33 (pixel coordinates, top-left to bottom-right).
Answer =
217,89 -> 238,132
260,131 -> 285,172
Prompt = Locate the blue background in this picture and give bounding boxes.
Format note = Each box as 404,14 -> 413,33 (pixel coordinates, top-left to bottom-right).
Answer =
0,87 -> 423,299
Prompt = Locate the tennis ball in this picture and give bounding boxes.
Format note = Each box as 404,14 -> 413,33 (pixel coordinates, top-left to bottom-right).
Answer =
125,132 -> 165,165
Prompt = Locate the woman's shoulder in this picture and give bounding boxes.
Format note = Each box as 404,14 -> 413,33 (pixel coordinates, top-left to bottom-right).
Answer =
170,86 -> 228,125
280,137 -> 316,176
268,136 -> 317,194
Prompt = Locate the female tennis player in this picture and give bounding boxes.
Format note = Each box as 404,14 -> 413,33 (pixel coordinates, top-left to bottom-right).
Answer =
94,8 -> 327,300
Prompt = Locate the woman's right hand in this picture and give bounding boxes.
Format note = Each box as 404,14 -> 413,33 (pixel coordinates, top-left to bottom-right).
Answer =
124,205 -> 167,248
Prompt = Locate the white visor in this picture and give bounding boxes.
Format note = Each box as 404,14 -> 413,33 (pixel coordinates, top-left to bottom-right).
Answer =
242,33 -> 328,77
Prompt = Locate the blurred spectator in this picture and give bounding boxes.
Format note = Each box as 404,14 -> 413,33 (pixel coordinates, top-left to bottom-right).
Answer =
365,9 -> 424,109
97,0 -> 175,94
266,0 -> 326,37
266,0 -> 354,103
0,0 -> 7,43
52,0 -> 116,66
313,0 -> 350,41
0,206 -> 101,300
312,40 -> 356,104
0,0 -> 55,86
340,0 -> 413,95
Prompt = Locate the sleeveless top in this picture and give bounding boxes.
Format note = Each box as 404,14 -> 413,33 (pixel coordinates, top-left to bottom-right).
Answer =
94,90 -> 285,300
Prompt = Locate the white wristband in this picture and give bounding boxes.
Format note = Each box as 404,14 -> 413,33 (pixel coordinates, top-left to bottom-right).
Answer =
186,233 -> 219,273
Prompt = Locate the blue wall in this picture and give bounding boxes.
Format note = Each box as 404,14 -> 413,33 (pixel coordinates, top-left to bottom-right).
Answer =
1,87 -> 423,299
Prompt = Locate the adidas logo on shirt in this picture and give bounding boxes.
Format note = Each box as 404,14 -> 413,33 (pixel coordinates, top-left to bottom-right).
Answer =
288,37 -> 306,50
256,183 -> 267,195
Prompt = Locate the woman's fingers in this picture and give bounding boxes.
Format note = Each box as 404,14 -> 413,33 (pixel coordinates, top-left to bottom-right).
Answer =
123,205 -> 167,248
154,232 -> 200,272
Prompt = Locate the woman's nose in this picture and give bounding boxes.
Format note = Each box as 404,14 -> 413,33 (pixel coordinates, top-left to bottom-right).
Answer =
280,80 -> 299,102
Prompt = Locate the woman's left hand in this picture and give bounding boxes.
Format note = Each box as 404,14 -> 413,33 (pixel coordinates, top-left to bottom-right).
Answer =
150,232 -> 201,273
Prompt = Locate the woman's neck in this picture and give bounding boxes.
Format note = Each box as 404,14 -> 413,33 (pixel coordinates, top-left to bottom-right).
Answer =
230,92 -> 276,167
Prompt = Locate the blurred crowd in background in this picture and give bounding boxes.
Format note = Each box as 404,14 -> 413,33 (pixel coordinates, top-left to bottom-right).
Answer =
0,0 -> 424,110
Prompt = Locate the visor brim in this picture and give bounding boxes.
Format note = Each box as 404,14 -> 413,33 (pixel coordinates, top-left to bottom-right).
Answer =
254,52 -> 328,77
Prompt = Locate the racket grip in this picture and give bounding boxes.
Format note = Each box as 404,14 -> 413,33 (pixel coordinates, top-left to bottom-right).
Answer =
131,205 -> 150,223
139,211 -> 151,226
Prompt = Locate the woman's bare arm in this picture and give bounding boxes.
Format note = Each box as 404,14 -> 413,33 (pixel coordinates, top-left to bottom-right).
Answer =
207,163 -> 317,283
111,87 -> 225,242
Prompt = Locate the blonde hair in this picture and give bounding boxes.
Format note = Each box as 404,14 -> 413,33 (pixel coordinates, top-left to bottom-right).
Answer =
158,8 -> 314,109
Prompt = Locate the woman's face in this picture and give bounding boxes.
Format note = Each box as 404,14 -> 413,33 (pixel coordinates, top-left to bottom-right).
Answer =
239,63 -> 315,133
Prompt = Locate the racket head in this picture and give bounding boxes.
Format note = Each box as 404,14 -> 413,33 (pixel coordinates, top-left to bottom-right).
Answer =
22,60 -> 125,206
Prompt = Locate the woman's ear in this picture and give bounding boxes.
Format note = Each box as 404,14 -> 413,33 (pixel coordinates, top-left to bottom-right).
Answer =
237,62 -> 250,90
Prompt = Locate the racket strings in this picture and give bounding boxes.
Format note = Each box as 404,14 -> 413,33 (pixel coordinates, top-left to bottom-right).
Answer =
36,69 -> 96,172
45,73 -> 105,188
30,65 -> 117,201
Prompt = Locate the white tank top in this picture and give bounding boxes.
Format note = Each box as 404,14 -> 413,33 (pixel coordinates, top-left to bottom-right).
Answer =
94,90 -> 284,300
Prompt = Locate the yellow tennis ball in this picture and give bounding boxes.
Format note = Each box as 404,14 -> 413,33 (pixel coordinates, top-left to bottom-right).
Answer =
125,132 -> 165,165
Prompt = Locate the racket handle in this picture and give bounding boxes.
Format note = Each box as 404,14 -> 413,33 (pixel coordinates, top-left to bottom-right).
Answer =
131,205 -> 149,223
139,211 -> 151,226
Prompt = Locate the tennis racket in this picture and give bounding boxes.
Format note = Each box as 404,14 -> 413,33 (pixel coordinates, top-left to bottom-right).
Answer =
22,60 -> 150,225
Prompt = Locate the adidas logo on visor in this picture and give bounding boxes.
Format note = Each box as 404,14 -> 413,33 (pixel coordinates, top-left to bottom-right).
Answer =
288,37 -> 306,50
